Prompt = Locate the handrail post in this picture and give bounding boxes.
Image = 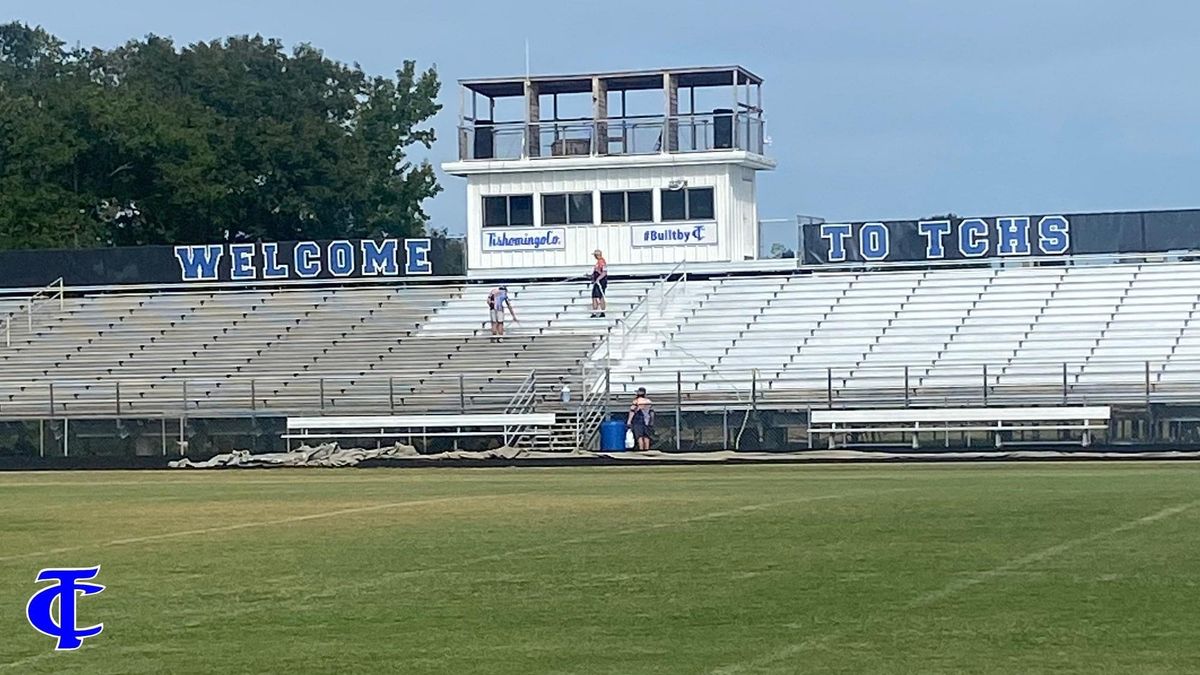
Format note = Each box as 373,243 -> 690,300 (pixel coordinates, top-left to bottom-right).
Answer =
675,370 -> 682,451
1145,360 -> 1151,408
982,364 -> 989,406
605,364 -> 612,417
388,376 -> 395,413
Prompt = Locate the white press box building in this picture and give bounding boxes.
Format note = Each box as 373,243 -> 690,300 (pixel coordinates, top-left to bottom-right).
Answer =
441,65 -> 775,278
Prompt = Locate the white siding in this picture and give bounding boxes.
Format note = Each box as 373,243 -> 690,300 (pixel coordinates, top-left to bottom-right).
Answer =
466,163 -> 761,272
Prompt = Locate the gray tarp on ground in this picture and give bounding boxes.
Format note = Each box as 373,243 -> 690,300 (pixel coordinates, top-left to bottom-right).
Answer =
168,443 -> 1200,468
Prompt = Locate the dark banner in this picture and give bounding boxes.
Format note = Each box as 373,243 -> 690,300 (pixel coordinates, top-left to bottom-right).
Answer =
801,208 -> 1200,264
0,238 -> 445,289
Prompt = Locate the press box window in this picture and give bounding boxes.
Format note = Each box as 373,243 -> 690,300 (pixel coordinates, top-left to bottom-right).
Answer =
661,187 -> 715,221
542,192 -> 593,225
600,190 -> 653,223
483,195 -> 534,227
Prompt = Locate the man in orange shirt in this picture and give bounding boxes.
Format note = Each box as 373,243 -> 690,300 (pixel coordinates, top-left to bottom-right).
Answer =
590,249 -> 608,318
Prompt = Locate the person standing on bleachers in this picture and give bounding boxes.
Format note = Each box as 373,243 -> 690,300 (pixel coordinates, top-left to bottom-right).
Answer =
590,249 -> 608,318
487,285 -> 516,340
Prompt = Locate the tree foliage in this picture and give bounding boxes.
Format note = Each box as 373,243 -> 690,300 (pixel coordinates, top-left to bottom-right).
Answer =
0,23 -> 441,249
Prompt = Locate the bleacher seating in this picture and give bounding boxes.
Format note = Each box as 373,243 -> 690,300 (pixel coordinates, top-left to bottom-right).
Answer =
4,258 -> 1200,420
611,260 -> 1200,406
0,279 -> 654,418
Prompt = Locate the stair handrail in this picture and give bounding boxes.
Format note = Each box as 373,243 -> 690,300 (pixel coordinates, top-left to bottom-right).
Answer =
576,363 -> 610,450
613,260 -> 688,359
502,369 -> 539,446
3,277 -> 65,348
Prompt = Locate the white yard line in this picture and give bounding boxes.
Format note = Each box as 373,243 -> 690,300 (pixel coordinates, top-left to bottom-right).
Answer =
0,651 -> 58,672
170,488 -> 912,630
709,499 -> 1200,675
909,499 -> 1200,607
0,494 -> 504,564
390,489 -> 900,578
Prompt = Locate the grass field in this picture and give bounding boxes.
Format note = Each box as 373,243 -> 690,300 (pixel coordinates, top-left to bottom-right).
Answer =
2,463 -> 1200,674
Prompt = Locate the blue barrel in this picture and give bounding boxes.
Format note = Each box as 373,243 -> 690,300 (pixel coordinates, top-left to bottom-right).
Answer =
600,419 -> 627,452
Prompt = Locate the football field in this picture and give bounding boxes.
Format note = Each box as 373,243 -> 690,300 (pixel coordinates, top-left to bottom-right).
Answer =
2,462 -> 1200,674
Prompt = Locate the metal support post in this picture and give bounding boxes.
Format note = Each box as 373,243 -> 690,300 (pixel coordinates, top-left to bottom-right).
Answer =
675,370 -> 682,451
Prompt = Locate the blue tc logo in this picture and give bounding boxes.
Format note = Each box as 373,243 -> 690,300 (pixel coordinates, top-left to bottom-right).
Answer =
26,566 -> 105,650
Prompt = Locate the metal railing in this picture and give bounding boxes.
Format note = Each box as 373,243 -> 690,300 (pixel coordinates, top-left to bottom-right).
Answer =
0,371 -> 557,420
575,362 -> 610,451
603,358 -> 1200,411
6,358 -> 1200,456
459,112 -> 766,161
614,260 -> 688,359
2,277 -> 65,347
502,370 -> 540,447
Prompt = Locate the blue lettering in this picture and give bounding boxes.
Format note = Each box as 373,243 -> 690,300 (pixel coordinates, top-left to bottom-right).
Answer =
997,217 -> 1031,255
918,220 -> 952,259
405,238 -> 432,275
959,218 -> 988,257
820,224 -> 852,262
328,241 -> 354,277
294,242 -> 320,278
261,242 -> 289,279
487,231 -> 562,249
229,243 -> 257,280
1038,215 -> 1070,255
360,240 -> 398,276
173,245 -> 224,281
860,222 -> 889,261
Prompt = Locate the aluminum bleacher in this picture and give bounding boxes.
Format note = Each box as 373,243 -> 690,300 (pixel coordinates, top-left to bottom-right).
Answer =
610,260 -> 1200,407
6,258 -> 1200,425
0,278 -> 657,419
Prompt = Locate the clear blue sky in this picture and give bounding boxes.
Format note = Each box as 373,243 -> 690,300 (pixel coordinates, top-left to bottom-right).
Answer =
8,0 -> 1199,233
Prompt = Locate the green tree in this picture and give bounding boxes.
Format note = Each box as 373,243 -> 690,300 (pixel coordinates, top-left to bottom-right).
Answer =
0,23 -> 442,249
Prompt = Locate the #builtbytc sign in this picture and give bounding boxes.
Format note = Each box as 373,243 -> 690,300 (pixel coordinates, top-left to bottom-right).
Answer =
631,223 -> 718,247
481,228 -> 566,252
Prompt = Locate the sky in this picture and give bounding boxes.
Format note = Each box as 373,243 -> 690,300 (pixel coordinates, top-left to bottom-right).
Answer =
6,0 -> 1200,234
